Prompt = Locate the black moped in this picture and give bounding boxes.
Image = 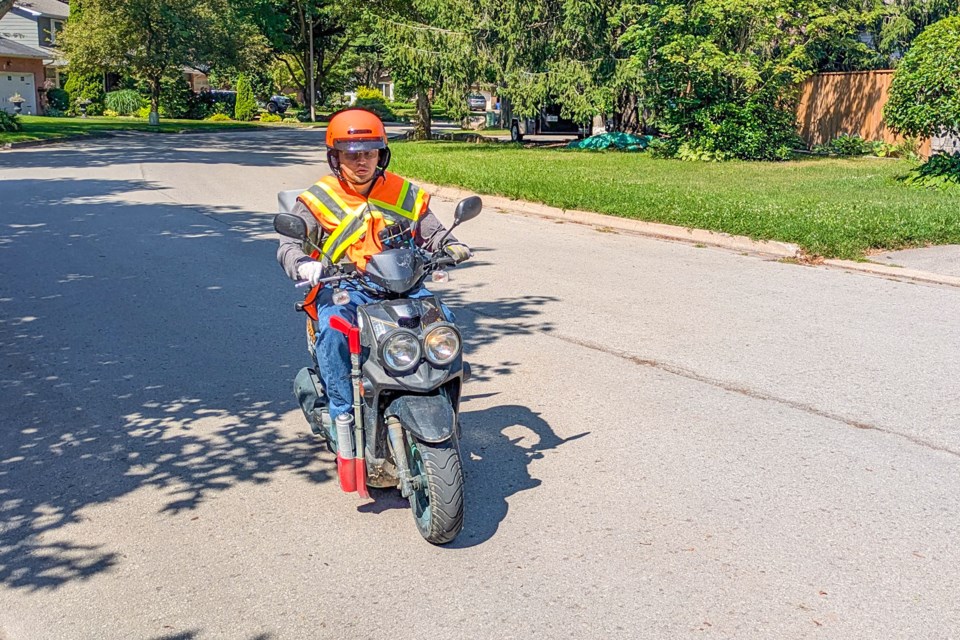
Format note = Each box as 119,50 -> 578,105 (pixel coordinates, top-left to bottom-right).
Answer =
274,193 -> 481,545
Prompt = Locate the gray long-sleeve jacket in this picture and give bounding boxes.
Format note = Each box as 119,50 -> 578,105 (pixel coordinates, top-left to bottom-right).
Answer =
277,198 -> 458,281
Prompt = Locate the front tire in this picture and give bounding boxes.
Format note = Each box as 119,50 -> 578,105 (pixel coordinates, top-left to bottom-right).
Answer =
510,122 -> 523,142
408,437 -> 464,545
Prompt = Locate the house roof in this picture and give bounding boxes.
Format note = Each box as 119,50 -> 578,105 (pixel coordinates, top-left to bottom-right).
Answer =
0,36 -> 48,59
14,0 -> 69,19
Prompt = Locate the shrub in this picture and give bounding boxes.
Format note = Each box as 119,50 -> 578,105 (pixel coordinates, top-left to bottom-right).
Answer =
353,85 -> 396,122
63,72 -> 104,116
902,152 -> 960,189
205,113 -> 232,122
259,113 -> 281,123
0,111 -> 21,132
282,116 -> 299,123
46,87 -> 70,111
105,89 -> 143,116
43,107 -> 67,117
886,17 -> 960,140
102,109 -> 119,118
234,75 -> 257,121
814,133 -> 877,156
159,74 -> 194,119
677,97 -> 800,161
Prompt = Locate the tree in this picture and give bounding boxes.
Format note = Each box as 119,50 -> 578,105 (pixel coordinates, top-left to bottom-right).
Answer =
234,74 -> 257,120
236,0 -> 368,118
60,0 -> 264,124
885,16 -> 960,140
372,0 -> 484,139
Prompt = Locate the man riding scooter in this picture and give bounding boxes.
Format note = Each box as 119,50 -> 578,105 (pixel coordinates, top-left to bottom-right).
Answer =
276,108 -> 472,439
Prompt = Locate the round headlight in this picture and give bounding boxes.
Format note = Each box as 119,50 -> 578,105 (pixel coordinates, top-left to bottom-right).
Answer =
424,325 -> 461,365
381,331 -> 421,372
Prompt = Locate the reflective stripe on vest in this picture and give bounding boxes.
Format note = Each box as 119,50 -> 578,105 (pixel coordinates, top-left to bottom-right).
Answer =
298,176 -> 426,267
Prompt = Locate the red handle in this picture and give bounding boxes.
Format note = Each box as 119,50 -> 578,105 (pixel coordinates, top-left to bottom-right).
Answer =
329,316 -> 361,354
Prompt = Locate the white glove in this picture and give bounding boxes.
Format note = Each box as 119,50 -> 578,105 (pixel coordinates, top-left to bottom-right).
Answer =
297,261 -> 326,286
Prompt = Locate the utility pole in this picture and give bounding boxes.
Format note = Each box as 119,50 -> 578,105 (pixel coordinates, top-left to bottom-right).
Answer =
308,13 -> 316,122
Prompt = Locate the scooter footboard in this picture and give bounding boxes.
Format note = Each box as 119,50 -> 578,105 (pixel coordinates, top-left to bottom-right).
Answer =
386,395 -> 455,443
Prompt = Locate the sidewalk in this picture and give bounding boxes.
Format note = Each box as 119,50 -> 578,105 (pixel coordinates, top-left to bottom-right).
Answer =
424,180 -> 960,289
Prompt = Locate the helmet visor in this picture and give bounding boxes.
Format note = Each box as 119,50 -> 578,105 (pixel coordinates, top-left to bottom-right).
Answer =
332,138 -> 387,152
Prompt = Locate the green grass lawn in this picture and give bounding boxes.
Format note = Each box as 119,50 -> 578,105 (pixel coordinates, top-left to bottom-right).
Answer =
390,142 -> 960,259
1,115 -> 258,145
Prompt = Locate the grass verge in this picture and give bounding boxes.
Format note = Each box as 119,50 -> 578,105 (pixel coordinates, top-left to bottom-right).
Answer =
390,142 -> 960,259
1,116 -> 258,145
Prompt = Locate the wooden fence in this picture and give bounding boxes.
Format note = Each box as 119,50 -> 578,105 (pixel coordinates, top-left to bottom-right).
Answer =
795,70 -> 932,155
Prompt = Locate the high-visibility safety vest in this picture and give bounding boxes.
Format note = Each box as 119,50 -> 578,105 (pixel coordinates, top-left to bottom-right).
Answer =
297,171 -> 430,271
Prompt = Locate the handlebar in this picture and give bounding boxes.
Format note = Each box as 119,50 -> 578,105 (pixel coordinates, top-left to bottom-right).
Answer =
292,249 -> 461,294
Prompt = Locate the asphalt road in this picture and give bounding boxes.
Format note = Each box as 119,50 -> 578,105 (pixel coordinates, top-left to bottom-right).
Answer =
1,129 -> 959,639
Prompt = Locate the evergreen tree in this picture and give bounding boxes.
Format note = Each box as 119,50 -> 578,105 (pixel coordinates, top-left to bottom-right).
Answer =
234,74 -> 257,121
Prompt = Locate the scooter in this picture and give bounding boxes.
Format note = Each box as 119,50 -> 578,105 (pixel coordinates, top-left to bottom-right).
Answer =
274,192 -> 481,545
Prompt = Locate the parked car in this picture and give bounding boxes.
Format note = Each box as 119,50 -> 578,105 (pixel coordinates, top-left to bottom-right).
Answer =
467,94 -> 487,112
510,103 -> 591,141
266,95 -> 291,114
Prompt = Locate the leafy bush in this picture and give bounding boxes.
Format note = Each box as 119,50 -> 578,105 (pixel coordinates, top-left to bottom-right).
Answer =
234,75 -> 257,121
192,89 -> 235,120
814,133 -> 877,156
677,97 -> 799,161
104,89 -> 143,116
886,17 -> 960,140
814,134 -> 922,160
282,116 -> 299,123
355,86 -> 385,101
46,87 -> 70,111
160,74 -> 194,119
102,109 -> 119,118
0,111 -> 21,132
43,107 -> 67,118
353,86 -> 396,122
205,113 -> 232,122
259,113 -> 281,123
901,152 -> 960,189
63,72 -> 104,116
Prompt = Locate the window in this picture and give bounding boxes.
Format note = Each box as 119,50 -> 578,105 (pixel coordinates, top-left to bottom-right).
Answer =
49,19 -> 65,44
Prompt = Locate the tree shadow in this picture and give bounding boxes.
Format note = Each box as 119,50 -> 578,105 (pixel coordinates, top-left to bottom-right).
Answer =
0,174 -> 563,587
0,128 -> 325,171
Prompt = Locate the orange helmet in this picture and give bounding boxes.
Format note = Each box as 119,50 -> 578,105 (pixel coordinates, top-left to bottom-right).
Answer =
325,108 -> 390,182
326,108 -> 388,151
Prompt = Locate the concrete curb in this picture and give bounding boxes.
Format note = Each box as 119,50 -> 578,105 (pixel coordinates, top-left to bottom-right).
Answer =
2,131 -> 117,150
823,260 -> 960,288
419,181 -> 801,259
421,181 -> 960,289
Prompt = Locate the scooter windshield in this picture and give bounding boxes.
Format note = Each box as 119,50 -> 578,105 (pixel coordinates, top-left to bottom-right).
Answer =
364,248 -> 425,294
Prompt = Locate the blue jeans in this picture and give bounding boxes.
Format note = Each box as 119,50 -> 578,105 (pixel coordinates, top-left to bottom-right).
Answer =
314,284 -> 450,422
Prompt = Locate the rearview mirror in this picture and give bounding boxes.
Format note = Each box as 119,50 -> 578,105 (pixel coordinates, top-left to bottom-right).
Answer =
274,213 -> 307,240
453,196 -> 482,226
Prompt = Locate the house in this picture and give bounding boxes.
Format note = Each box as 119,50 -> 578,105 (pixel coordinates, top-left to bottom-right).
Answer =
0,0 -> 69,114
0,36 -> 47,114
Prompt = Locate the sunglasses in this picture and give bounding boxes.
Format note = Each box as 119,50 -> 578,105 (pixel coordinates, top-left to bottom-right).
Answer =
341,150 -> 380,163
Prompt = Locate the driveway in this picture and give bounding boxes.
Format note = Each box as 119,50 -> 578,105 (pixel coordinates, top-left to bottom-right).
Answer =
1,129 -> 959,639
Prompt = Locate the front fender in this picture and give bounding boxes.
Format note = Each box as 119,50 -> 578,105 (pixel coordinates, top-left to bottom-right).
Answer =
385,395 -> 455,443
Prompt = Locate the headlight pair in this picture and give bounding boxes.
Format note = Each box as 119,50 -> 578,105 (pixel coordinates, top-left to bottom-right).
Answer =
380,324 -> 461,373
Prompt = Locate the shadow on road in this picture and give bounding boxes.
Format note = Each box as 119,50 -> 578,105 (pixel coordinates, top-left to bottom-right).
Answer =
451,403 -> 588,548
1,174 -> 564,587
0,129 -> 324,171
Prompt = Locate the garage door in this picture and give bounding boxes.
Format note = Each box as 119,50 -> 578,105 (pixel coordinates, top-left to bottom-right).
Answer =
0,72 -> 37,115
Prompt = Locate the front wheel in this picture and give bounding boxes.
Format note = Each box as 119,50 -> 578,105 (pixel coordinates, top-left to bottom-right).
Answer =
510,122 -> 523,142
408,437 -> 464,545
